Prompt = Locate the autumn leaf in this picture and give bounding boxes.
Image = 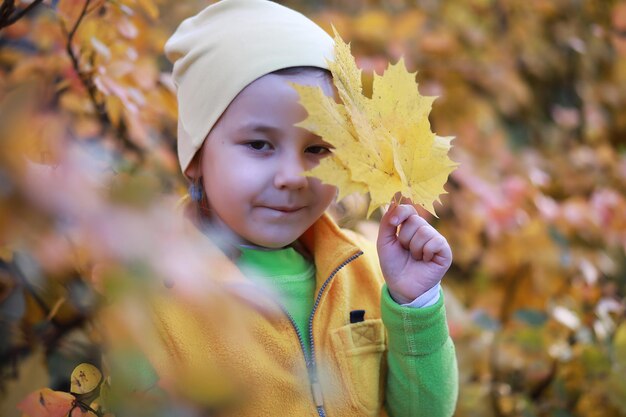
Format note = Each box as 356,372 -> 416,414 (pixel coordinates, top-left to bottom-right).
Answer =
70,363 -> 103,395
293,27 -> 457,217
17,388 -> 75,417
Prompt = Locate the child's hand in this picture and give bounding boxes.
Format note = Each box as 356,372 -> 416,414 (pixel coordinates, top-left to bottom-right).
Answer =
376,202 -> 452,305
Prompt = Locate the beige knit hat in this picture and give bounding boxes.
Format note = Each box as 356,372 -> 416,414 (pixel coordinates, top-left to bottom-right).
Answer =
164,0 -> 335,175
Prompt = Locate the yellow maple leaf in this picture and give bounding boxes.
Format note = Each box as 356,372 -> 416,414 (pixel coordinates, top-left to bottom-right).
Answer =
292,28 -> 458,217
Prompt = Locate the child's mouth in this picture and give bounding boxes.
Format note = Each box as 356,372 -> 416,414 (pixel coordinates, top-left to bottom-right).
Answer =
262,205 -> 305,213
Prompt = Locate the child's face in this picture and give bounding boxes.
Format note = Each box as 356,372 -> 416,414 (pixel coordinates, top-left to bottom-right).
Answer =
192,71 -> 338,248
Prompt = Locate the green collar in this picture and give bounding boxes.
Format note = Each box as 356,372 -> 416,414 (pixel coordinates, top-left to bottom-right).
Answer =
237,246 -> 314,281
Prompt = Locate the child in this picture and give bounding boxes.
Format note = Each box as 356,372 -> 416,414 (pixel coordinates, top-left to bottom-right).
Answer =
157,0 -> 459,416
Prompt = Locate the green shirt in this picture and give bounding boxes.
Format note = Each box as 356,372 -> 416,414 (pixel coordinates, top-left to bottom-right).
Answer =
237,246 -> 316,356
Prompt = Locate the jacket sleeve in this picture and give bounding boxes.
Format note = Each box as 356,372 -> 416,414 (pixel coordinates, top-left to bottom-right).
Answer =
380,284 -> 459,417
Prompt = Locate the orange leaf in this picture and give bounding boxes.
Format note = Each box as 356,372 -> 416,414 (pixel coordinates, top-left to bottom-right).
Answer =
17,388 -> 75,417
56,0 -> 85,29
137,0 -> 159,19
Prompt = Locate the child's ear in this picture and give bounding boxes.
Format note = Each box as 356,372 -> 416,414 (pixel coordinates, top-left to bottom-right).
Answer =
184,151 -> 201,179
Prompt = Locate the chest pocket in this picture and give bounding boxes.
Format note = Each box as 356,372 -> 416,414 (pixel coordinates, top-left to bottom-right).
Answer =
331,318 -> 386,415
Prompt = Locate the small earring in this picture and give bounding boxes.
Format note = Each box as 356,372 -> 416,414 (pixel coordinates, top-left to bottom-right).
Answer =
189,181 -> 203,202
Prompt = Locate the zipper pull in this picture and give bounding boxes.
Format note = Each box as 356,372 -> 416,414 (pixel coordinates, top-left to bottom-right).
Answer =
310,376 -> 324,407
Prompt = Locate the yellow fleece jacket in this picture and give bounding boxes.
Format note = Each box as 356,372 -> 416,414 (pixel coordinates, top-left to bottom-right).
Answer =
104,212 -> 457,417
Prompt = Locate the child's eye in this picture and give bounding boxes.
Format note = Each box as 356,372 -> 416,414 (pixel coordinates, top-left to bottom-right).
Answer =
245,140 -> 272,151
306,145 -> 331,155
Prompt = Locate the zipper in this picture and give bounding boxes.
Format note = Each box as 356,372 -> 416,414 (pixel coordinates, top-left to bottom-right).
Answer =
279,250 -> 363,417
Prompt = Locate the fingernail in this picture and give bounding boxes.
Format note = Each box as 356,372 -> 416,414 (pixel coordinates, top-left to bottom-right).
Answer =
391,216 -> 399,226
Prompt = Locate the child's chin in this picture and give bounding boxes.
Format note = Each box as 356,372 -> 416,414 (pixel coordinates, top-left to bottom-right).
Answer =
242,224 -> 310,249
245,232 -> 300,249
252,238 -> 298,249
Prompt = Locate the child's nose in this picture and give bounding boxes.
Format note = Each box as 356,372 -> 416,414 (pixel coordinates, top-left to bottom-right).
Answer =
273,155 -> 308,190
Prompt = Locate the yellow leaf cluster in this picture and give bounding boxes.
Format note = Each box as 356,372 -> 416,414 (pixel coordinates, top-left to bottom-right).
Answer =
293,28 -> 458,217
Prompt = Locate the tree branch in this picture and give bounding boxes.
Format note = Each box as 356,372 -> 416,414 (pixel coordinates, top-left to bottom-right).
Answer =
0,1 -> 14,22
61,0 -> 144,161
74,399 -> 104,417
488,263 -> 530,417
0,0 -> 45,31
67,0 -> 91,43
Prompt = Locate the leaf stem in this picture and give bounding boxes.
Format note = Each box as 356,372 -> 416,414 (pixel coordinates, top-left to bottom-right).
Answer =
74,400 -> 104,417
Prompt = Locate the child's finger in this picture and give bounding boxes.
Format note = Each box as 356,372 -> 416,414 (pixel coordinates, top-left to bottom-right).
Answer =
389,204 -> 418,227
378,202 -> 401,246
397,215 -> 429,249
422,235 -> 451,264
379,204 -> 422,247
407,224 -> 438,260
379,203 -> 413,237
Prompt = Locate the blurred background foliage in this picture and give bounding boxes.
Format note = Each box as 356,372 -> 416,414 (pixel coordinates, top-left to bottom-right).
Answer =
1,0 -> 625,416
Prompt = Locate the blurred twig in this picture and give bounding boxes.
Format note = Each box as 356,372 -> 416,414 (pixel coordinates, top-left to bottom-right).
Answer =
492,0 -> 509,34
488,263 -> 530,417
60,0 -> 144,163
529,358 -> 558,401
74,400 -> 104,417
1,257 -> 90,367
0,0 -> 44,31
9,255 -> 52,318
